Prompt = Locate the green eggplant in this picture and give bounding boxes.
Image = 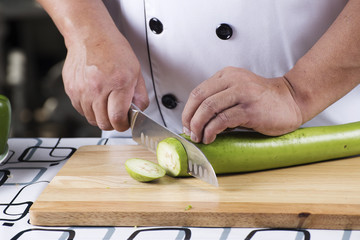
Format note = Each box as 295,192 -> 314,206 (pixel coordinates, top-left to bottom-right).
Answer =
157,122 -> 360,176
0,94 -> 11,159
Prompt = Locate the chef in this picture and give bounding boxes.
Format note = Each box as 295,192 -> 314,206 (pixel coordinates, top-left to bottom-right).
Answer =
37,0 -> 360,144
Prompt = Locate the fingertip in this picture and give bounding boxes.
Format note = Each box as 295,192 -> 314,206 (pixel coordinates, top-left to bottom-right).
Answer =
132,98 -> 149,112
97,122 -> 113,131
88,120 -> 98,127
114,124 -> 131,133
109,112 -> 131,132
79,100 -> 98,129
107,90 -> 132,132
182,88 -> 205,131
71,100 -> 84,117
133,74 -> 149,111
190,131 -> 200,143
92,98 -> 114,131
202,134 -> 216,145
182,126 -> 191,137
202,121 -> 224,144
181,110 -> 191,130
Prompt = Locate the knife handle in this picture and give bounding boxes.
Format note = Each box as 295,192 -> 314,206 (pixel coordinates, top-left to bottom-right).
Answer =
128,103 -> 139,130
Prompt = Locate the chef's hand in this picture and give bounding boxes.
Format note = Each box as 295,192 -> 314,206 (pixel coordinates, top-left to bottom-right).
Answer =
37,0 -> 149,132
182,67 -> 303,144
62,31 -> 149,132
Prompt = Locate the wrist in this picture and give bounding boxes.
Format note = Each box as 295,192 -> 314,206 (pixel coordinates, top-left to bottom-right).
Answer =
283,53 -> 335,125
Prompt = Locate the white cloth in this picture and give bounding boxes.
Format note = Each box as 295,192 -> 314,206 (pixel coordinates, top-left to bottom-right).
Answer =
101,0 -> 359,138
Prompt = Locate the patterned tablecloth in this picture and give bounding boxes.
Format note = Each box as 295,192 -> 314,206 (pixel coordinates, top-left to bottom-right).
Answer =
0,138 -> 359,240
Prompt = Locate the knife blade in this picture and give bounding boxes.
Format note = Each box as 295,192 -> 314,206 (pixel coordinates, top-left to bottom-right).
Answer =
129,103 -> 218,187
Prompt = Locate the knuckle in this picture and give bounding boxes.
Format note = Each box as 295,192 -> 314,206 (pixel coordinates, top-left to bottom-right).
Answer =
216,111 -> 231,124
109,113 -> 129,132
108,72 -> 137,93
201,99 -> 217,114
70,100 -> 83,116
189,119 -> 201,132
109,112 -> 123,124
214,69 -> 225,79
222,66 -> 234,72
87,78 -> 105,95
86,118 -> 97,127
203,129 -> 217,145
220,66 -> 236,75
64,82 -> 76,97
189,118 -> 204,137
190,87 -> 205,100
114,64 -> 140,81
97,121 -> 113,131
181,113 -> 190,125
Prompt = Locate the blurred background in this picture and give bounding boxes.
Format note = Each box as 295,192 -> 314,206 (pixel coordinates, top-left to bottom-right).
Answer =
0,0 -> 101,138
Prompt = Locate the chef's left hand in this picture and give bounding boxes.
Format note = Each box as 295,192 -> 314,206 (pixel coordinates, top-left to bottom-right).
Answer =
182,67 -> 303,144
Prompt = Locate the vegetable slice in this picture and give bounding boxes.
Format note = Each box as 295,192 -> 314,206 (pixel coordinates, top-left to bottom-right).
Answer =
156,137 -> 189,177
125,158 -> 166,182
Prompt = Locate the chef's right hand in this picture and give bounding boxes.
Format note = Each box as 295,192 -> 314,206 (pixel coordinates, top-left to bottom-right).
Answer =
36,0 -> 149,131
62,28 -> 149,132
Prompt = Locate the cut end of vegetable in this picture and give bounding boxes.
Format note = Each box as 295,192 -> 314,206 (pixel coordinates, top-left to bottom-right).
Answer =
157,137 -> 189,177
125,158 -> 166,182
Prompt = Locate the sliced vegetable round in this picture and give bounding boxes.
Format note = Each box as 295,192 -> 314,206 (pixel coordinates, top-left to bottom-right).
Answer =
157,137 -> 189,177
125,158 -> 166,182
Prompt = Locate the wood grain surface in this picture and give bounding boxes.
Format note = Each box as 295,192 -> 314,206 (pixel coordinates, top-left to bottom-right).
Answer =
30,145 -> 360,229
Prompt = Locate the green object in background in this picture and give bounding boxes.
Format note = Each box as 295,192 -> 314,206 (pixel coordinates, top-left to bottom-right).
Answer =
0,94 -> 11,160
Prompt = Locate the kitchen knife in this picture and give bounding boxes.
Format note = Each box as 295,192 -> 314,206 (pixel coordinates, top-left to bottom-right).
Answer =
129,103 -> 218,187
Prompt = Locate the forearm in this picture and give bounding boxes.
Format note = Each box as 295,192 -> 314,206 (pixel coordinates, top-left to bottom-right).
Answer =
36,0 -> 121,48
285,0 -> 360,124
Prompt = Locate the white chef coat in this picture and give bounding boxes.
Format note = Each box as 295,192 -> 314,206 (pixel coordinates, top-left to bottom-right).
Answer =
102,0 -> 360,138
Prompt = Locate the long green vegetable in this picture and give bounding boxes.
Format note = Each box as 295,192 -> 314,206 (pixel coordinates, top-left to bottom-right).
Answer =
157,122 -> 360,176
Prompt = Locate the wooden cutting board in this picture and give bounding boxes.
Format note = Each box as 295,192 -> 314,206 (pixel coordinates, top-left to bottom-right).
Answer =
30,145 -> 360,229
